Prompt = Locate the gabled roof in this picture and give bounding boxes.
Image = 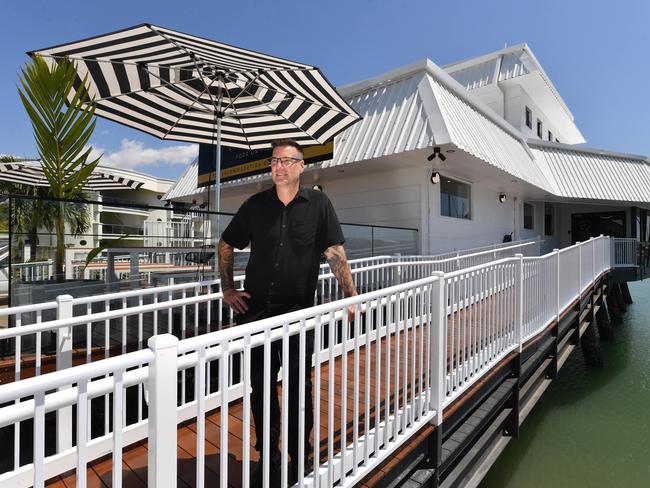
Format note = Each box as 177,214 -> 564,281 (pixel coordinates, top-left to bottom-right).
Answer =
443,44 -> 585,144
163,159 -> 202,201
337,59 -> 554,191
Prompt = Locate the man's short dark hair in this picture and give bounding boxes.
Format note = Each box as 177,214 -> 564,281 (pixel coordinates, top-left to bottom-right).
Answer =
271,139 -> 304,158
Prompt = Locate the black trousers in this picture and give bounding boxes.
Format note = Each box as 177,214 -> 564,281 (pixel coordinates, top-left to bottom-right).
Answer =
237,305 -> 315,464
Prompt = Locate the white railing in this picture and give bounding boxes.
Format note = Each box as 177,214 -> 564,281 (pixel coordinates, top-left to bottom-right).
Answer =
11,260 -> 54,282
0,236 -> 612,487
144,220 -> 197,247
612,237 -> 638,267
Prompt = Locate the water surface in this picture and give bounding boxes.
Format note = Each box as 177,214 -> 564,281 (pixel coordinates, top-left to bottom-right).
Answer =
481,279 -> 650,488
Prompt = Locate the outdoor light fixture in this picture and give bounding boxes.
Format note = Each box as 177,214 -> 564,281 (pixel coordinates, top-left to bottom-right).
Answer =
430,171 -> 441,185
312,184 -> 323,191
427,147 -> 447,162
499,193 -> 507,203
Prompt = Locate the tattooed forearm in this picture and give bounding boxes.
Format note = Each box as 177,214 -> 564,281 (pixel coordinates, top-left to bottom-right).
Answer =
324,244 -> 357,298
218,239 -> 236,292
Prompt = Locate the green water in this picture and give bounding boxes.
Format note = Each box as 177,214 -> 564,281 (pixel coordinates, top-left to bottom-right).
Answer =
480,280 -> 650,488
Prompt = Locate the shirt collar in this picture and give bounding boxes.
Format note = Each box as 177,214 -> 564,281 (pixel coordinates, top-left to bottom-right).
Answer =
267,186 -> 310,202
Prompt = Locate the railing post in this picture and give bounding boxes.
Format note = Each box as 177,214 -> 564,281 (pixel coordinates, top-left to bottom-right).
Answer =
576,241 -> 582,300
56,294 -> 73,452
515,254 -> 524,352
430,271 -> 445,426
591,237 -> 596,282
554,249 -> 560,320
392,253 -> 401,286
147,334 -> 179,488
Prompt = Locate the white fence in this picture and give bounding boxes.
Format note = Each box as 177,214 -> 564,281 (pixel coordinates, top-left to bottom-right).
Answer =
612,237 -> 638,267
0,236 -> 613,487
11,260 -> 54,282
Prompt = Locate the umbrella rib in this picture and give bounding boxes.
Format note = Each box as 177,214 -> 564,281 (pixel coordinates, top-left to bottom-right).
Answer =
234,82 -> 331,143
142,68 -> 215,113
220,71 -> 263,115
77,70 -> 207,106
161,80 -> 214,139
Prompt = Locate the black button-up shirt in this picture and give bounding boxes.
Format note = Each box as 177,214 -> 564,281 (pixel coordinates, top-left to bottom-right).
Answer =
222,186 -> 345,311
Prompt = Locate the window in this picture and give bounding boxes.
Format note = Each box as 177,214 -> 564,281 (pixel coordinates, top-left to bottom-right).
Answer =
524,202 -> 534,230
548,130 -> 553,141
544,203 -> 554,236
536,119 -> 543,138
525,106 -> 532,129
441,177 -> 471,220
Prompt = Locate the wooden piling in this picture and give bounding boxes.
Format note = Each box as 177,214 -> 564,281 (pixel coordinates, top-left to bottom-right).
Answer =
580,322 -> 604,368
595,303 -> 614,340
620,281 -> 633,304
612,284 -> 627,313
606,292 -> 623,325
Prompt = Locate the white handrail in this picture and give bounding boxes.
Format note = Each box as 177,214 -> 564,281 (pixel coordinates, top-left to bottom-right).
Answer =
0,235 -> 613,488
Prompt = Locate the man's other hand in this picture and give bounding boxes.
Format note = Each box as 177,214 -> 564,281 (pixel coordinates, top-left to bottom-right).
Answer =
223,288 -> 252,315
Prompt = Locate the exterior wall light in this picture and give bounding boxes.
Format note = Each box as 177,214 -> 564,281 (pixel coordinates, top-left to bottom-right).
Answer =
430,171 -> 440,185
499,193 -> 507,203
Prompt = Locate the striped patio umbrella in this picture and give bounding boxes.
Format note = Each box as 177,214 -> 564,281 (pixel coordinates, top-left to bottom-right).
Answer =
0,161 -> 143,191
29,24 -> 361,215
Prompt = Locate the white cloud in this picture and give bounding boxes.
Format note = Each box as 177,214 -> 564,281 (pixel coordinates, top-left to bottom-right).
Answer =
89,139 -> 198,170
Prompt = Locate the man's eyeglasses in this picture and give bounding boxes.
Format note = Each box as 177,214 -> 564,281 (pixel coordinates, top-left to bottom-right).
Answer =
267,156 -> 302,168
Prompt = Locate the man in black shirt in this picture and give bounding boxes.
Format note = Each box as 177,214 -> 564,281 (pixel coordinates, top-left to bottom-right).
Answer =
218,139 -> 358,487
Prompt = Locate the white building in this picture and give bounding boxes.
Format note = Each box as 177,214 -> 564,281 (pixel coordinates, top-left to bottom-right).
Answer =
164,44 -> 650,255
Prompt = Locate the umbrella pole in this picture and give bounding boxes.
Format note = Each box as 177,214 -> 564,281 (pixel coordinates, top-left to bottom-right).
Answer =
214,116 -> 221,245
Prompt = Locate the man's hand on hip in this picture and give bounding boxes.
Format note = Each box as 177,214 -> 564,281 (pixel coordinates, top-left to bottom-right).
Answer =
223,288 -> 251,315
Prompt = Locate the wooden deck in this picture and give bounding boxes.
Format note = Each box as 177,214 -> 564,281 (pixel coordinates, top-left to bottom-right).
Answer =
44,325 -> 431,487
1,282 -> 533,487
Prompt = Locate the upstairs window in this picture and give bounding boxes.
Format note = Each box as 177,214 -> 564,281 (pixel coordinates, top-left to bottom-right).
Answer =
536,119 -> 543,138
524,202 -> 534,230
525,106 -> 532,128
548,130 -> 553,141
441,177 -> 471,220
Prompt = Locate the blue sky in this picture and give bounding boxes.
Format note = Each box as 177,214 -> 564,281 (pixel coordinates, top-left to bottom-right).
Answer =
2,0 -> 649,181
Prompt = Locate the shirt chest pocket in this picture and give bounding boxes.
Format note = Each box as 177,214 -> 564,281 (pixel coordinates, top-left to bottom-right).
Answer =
291,220 -> 317,249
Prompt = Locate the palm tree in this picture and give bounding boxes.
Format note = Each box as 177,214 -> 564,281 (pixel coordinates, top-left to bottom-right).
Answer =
17,56 -> 100,280
0,183 -> 90,263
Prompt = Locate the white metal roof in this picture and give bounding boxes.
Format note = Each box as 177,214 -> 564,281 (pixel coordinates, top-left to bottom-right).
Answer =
323,72 -> 434,167
423,72 -> 553,192
164,57 -> 649,207
162,159 -> 201,201
444,51 -> 532,91
530,140 -> 650,203
444,44 -> 584,144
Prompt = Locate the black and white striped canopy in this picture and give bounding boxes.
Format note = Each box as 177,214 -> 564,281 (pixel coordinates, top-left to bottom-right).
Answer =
29,24 -> 361,149
0,161 -> 144,191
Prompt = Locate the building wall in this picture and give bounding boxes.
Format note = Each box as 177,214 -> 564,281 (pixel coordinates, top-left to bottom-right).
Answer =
503,85 -> 561,143
219,164 -> 555,256
426,171 -> 532,253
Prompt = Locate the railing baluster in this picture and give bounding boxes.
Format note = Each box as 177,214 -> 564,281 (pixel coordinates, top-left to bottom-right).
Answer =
112,369 -> 124,488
